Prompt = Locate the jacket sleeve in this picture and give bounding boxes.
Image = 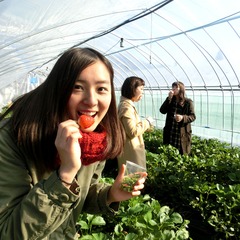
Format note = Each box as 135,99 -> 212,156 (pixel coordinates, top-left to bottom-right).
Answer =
119,102 -> 150,139
159,97 -> 171,114
0,125 -> 80,240
182,99 -> 196,124
82,161 -> 119,215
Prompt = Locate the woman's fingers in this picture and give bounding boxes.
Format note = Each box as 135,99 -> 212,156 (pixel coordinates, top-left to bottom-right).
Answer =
55,120 -> 82,170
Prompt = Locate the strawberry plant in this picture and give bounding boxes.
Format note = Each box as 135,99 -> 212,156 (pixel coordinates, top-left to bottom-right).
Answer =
114,195 -> 190,240
190,183 -> 240,239
77,195 -> 191,240
143,129 -> 240,239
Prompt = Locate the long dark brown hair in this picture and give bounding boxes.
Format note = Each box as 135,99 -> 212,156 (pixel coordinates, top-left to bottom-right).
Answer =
172,81 -> 186,105
0,48 -> 125,174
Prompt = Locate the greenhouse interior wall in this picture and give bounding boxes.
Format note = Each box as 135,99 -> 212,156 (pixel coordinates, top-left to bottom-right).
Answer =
0,0 -> 240,147
115,88 -> 240,147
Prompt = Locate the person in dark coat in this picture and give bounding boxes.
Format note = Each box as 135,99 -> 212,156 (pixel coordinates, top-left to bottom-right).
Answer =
160,81 -> 196,155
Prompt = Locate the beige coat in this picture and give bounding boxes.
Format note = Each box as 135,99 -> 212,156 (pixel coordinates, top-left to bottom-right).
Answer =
117,97 -> 151,169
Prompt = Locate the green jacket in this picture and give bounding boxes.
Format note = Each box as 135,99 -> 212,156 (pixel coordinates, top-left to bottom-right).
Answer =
0,119 -> 117,240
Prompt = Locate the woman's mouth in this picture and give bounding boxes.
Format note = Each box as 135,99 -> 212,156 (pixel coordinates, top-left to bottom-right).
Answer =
79,111 -> 97,118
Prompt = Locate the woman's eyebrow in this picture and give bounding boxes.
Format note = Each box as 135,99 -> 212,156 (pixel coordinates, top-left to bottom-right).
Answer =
76,79 -> 110,84
75,79 -> 84,83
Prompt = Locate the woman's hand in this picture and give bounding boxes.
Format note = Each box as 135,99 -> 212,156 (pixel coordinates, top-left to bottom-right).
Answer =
175,114 -> 183,122
168,90 -> 174,100
55,120 -> 82,185
107,164 -> 147,204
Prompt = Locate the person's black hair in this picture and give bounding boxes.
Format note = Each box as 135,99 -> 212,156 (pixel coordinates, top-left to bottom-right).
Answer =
121,76 -> 145,99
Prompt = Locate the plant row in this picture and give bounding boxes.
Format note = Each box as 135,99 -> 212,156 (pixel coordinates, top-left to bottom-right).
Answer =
144,129 -> 240,239
77,128 -> 240,239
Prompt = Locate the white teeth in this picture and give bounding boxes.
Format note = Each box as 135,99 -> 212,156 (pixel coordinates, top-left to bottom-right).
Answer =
80,112 -> 96,116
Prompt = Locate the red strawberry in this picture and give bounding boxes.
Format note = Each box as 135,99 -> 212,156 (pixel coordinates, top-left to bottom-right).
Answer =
78,115 -> 94,129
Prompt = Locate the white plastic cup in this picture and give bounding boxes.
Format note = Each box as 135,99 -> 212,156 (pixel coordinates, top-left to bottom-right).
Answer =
121,161 -> 146,192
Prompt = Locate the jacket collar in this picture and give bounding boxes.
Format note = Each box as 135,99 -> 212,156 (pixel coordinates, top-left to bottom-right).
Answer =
120,96 -> 135,107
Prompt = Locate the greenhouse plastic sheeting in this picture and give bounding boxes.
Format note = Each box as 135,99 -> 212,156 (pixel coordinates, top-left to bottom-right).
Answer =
0,0 -> 240,145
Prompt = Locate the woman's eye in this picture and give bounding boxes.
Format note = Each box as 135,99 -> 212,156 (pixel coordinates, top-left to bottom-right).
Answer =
75,84 -> 84,91
98,87 -> 108,92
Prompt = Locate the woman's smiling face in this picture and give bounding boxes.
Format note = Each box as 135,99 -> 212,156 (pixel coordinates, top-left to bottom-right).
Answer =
67,60 -> 112,132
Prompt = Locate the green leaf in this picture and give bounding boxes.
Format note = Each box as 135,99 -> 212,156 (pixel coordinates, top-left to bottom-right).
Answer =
160,206 -> 170,214
143,211 -> 152,222
176,229 -> 189,239
129,204 -> 143,214
91,216 -> 106,226
86,214 -> 94,222
136,222 -> 148,229
79,235 -> 93,240
149,219 -> 158,226
125,233 -> 138,240
78,220 -> 89,230
92,232 -> 108,240
114,224 -> 123,235
170,212 -> 183,224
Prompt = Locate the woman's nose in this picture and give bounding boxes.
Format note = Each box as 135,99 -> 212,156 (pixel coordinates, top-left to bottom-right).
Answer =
82,90 -> 97,106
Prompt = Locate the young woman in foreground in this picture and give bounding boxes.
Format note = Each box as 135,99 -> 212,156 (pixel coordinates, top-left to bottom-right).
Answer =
0,48 -> 147,240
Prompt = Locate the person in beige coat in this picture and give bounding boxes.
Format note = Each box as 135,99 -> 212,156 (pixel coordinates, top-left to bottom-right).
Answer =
117,76 -> 154,170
